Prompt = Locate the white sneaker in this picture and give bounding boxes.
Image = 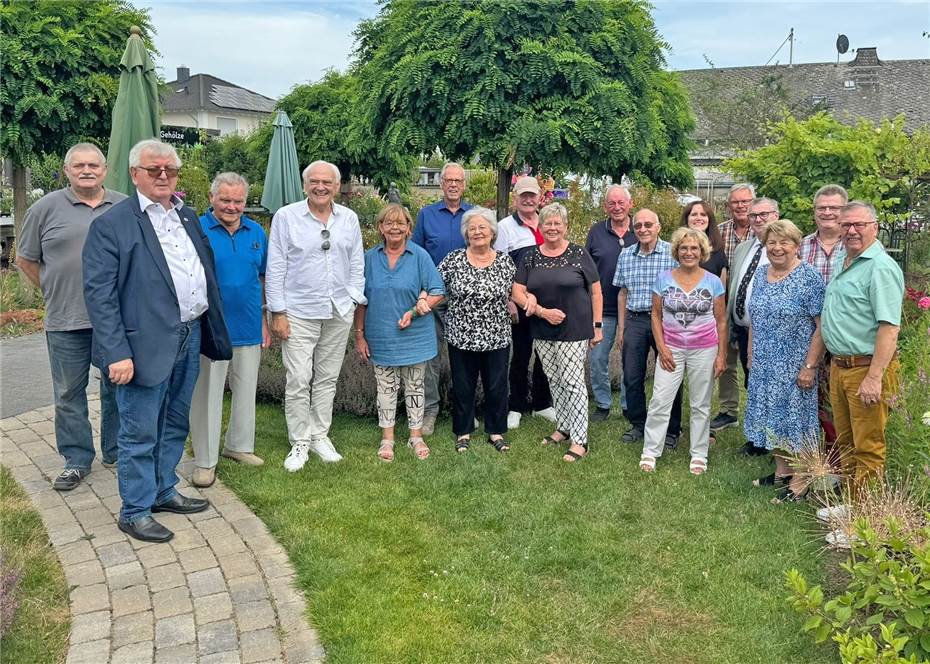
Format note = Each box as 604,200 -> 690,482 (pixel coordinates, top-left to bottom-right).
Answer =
532,407 -> 558,422
284,443 -> 310,472
310,437 -> 343,463
825,528 -> 857,550
507,411 -> 522,430
816,505 -> 850,524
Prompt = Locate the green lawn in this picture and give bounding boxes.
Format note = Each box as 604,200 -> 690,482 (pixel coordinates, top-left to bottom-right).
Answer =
220,402 -> 835,664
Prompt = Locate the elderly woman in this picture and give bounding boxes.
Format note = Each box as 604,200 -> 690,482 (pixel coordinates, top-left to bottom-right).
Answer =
437,207 -> 516,452
745,219 -> 825,501
639,228 -> 728,475
680,200 -> 728,283
511,203 -> 603,462
354,204 -> 445,462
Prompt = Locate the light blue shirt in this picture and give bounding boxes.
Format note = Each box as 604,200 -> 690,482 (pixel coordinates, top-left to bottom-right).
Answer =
363,243 -> 445,366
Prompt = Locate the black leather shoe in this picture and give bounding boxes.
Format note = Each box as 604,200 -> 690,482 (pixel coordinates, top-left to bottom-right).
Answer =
152,493 -> 210,514
742,441 -> 769,456
118,516 -> 173,543
590,407 -> 610,423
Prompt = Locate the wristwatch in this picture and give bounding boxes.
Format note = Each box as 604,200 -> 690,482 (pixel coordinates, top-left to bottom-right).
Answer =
803,363 -> 815,370
594,321 -> 603,329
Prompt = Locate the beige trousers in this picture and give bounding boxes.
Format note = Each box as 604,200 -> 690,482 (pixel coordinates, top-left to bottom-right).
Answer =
190,344 -> 261,469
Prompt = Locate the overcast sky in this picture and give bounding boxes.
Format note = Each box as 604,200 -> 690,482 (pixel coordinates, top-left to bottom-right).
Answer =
145,0 -> 930,99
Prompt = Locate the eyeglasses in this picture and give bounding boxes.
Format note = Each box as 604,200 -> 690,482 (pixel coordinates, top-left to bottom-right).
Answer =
815,205 -> 843,213
321,228 -> 330,251
137,166 -> 179,178
729,199 -> 752,207
381,220 -> 407,228
442,178 -> 464,185
748,210 -> 776,220
633,222 -> 656,230
839,221 -> 876,232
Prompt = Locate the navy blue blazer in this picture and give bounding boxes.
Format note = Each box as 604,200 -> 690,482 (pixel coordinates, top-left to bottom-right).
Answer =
82,196 -> 233,387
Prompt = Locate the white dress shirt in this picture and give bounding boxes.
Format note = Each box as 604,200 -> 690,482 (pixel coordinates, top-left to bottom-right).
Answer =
137,192 -> 208,322
733,236 -> 770,328
265,200 -> 366,319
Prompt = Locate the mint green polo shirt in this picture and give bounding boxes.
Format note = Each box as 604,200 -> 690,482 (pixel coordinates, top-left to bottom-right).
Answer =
821,240 -> 904,356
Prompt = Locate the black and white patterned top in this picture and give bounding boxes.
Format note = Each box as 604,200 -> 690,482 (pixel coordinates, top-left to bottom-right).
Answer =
438,248 -> 516,352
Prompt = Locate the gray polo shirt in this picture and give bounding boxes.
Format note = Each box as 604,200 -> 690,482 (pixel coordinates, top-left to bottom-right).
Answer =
17,187 -> 127,331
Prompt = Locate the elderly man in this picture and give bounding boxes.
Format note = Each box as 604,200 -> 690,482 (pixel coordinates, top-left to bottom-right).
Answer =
726,197 -> 779,454
710,183 -> 755,432
585,184 -> 638,422
613,209 -> 681,445
266,160 -> 365,470
189,173 -> 270,488
821,201 -> 903,491
411,162 -> 473,434
83,139 -> 232,543
16,143 -> 124,491
494,175 -> 555,429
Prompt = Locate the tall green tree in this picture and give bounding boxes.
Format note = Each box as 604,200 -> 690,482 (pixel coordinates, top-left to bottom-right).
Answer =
353,0 -> 694,216
0,0 -> 154,237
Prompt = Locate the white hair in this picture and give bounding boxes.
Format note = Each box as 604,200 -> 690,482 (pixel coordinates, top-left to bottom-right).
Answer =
727,183 -> 755,201
440,162 -> 465,180
302,160 -> 341,183
210,172 -> 249,196
128,139 -> 181,168
460,206 -> 498,243
64,143 -> 106,167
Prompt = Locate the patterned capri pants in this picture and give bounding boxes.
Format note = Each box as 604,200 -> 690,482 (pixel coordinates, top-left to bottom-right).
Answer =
534,339 -> 590,447
373,363 -> 426,430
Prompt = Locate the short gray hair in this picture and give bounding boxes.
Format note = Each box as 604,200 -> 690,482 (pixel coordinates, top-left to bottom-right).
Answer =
750,197 -> 779,213
539,202 -> 568,226
440,162 -> 465,181
64,143 -> 105,167
302,160 -> 341,183
727,183 -> 755,201
814,184 -> 849,204
129,139 -> 181,168
842,200 -> 878,222
604,184 -> 631,200
460,206 -> 498,243
210,172 -> 249,196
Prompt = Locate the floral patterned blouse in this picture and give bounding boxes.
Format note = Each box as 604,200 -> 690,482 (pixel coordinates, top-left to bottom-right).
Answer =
437,248 -> 516,352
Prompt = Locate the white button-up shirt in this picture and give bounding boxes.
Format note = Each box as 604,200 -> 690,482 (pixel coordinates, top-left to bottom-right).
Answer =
265,200 -> 366,319
733,236 -> 770,328
137,192 -> 209,322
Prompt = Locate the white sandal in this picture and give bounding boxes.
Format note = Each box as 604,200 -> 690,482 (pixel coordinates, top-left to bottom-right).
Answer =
690,457 -> 707,475
639,455 -> 657,472
377,440 -> 394,463
408,437 -> 430,460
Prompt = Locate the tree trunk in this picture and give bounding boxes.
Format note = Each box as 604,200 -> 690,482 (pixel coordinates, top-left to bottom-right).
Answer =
495,166 -> 512,220
12,162 -> 27,248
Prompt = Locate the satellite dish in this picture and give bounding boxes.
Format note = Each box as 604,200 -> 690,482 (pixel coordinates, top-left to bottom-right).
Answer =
837,34 -> 849,54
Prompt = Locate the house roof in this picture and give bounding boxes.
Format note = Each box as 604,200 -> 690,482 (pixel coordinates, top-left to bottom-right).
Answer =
163,73 -> 276,115
677,48 -> 930,139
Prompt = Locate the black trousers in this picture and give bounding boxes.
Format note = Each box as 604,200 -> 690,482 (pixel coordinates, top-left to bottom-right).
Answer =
732,322 -> 750,388
448,344 -> 510,436
622,312 -> 682,435
508,312 -> 552,413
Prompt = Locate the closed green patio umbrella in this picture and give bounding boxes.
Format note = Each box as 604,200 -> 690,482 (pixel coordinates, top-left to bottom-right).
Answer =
104,26 -> 160,196
261,110 -> 304,214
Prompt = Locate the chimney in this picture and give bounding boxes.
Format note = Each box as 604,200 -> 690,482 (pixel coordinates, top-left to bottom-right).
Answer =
851,47 -> 881,67
176,65 -> 190,83
848,47 -> 880,89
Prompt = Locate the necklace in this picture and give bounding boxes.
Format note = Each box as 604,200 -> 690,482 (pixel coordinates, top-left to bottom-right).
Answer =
768,262 -> 797,281
467,249 -> 495,266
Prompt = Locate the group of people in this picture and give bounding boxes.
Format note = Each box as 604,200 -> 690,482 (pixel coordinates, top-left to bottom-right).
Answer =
19,141 -> 904,544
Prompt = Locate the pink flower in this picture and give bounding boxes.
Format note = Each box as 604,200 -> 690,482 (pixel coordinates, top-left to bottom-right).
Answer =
919,296 -> 930,310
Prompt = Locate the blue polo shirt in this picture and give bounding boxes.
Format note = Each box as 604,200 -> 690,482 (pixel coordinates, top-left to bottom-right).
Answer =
362,243 -> 445,366
199,210 -> 268,346
585,218 -> 638,317
411,199 -> 474,265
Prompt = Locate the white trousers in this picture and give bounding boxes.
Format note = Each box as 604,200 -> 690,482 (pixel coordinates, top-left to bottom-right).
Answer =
281,308 -> 352,446
373,363 -> 426,429
643,345 -> 716,462
190,344 -> 261,469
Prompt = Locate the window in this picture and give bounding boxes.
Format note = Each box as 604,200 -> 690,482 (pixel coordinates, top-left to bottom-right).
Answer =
217,116 -> 238,136
844,80 -> 857,89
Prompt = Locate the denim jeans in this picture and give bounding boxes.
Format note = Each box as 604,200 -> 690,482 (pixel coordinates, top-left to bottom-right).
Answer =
115,320 -> 201,523
588,315 -> 627,411
46,329 -> 119,470
622,313 -> 682,434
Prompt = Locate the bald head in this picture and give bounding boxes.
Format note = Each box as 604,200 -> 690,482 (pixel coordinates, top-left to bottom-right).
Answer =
632,208 -> 660,249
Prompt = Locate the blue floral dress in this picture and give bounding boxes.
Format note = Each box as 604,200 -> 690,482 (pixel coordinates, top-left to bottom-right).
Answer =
744,262 -> 825,452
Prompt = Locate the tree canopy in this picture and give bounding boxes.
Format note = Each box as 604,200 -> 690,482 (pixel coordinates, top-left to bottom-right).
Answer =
353,0 -> 694,213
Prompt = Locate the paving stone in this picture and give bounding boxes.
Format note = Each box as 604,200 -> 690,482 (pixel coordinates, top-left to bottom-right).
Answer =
1,416 -> 27,430
207,533 -> 248,555
153,643 -> 196,664
201,484 -> 237,505
137,544 -> 178,569
154,612 -> 196,648
111,640 -> 154,664
50,523 -> 86,547
198,619 -> 238,655
8,428 -> 42,444
196,517 -> 236,540
217,551 -> 259,579
285,638 -> 327,664
168,526 -> 205,552
64,559 -> 105,587
193,592 -> 233,625
97,541 -> 137,568
106,561 -> 147,590
257,551 -> 293,579
43,504 -> 79,527
240,627 -> 282,664
155,511 -> 196,532
188,567 -> 227,598
112,609 -> 154,648
85,522 -> 126,548
101,494 -> 123,515
65,637 -> 110,664
152,586 -> 192,619
215,501 -> 253,521
34,452 -> 64,471
75,506 -> 114,530
32,487 -> 66,508
70,583 -> 110,614
29,419 -> 56,435
0,448 -> 31,466
267,576 -> 301,608
228,574 -> 267,605
112,584 -> 151,617
146,562 -> 185,593
89,478 -> 120,498
201,651 -> 241,664
231,516 -> 269,539
235,599 -> 276,632
178,545 -> 217,573
276,600 -> 309,633
69,610 -> 111,644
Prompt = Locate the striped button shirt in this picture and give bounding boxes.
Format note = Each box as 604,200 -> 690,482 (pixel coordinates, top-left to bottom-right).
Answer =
799,232 -> 845,285
612,239 -> 679,312
718,220 -> 752,265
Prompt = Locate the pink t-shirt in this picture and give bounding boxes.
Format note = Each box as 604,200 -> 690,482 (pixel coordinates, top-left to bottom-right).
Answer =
652,269 -> 725,349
